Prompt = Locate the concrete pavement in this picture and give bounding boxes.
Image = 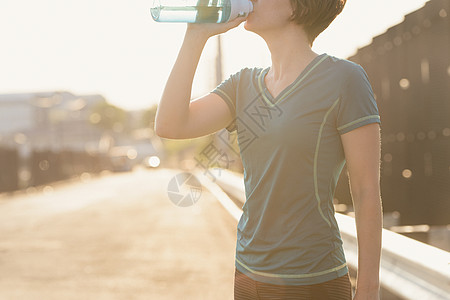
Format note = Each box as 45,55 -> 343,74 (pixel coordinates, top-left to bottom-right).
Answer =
0,168 -> 238,300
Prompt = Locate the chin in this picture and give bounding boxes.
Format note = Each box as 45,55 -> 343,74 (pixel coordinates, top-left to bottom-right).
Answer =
243,17 -> 255,32
243,21 -> 250,31
243,13 -> 264,34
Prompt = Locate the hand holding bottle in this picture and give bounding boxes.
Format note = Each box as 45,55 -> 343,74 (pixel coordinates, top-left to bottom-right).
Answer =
186,15 -> 247,40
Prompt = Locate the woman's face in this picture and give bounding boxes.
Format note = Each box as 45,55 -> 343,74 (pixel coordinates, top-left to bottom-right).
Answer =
244,0 -> 294,34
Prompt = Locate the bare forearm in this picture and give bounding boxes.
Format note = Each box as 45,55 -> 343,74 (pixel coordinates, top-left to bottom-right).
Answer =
354,192 -> 382,293
154,29 -> 208,136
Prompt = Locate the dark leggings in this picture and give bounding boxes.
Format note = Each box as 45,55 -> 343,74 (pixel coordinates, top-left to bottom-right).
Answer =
234,268 -> 353,300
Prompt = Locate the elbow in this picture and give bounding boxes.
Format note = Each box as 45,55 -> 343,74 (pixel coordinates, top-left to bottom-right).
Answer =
154,122 -> 181,139
154,108 -> 188,139
154,123 -> 170,138
154,114 -> 170,138
154,121 -> 165,137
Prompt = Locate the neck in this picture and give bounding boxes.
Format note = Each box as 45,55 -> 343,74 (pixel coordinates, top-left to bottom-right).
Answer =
261,25 -> 318,81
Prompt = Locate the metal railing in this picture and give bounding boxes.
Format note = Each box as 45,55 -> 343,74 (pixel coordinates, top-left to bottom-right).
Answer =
195,168 -> 450,300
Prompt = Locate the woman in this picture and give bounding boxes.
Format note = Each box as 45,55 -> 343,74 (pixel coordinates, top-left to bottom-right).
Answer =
154,0 -> 382,299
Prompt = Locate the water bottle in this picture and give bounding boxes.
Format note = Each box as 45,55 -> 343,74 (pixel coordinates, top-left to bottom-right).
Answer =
150,0 -> 253,23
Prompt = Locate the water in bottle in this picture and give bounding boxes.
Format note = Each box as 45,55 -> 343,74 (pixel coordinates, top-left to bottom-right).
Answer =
151,0 -> 253,23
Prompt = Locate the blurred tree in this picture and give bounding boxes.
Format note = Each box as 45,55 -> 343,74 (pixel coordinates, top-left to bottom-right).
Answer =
89,101 -> 128,133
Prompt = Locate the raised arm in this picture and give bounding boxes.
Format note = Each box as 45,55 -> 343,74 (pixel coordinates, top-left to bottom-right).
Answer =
154,18 -> 245,139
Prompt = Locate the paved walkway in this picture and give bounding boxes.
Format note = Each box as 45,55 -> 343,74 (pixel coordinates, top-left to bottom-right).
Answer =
0,168 -> 238,300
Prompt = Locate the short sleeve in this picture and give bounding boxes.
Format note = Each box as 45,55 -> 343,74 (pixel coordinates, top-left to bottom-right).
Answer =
336,64 -> 381,135
211,72 -> 238,133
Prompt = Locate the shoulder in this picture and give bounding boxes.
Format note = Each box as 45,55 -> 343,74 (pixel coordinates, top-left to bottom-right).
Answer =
231,66 -> 265,78
325,55 -> 369,82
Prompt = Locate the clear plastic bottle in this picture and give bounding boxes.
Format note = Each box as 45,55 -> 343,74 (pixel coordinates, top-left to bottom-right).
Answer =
150,0 -> 253,23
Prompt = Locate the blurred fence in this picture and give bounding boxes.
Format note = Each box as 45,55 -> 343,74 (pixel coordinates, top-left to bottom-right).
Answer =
0,147 -> 19,192
0,147 -> 113,193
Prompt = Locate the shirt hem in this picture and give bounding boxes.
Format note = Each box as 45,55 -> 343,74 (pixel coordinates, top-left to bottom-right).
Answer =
235,259 -> 349,286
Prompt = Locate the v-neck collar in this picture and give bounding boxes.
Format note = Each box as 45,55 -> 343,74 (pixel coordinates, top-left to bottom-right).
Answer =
258,53 -> 328,107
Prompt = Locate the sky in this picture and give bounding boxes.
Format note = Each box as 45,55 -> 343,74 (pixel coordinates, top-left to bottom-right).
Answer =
0,0 -> 430,111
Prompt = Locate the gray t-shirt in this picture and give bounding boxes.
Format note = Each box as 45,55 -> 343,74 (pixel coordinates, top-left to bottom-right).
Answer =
212,53 -> 381,285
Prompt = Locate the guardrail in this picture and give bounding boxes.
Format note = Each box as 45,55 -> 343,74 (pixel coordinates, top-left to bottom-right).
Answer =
195,168 -> 450,300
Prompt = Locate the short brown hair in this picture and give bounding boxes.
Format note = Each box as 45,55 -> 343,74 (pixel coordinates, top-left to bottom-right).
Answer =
289,0 -> 347,45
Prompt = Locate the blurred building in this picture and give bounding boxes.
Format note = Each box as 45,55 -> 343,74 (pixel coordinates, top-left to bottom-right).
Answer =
344,0 -> 450,225
0,91 -> 106,153
0,91 -> 162,191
